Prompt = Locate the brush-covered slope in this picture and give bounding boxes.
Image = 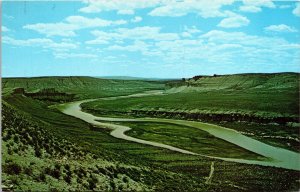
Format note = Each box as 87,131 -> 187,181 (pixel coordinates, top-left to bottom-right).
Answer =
2,101 -> 205,191
167,73 -> 299,92
2,76 -> 165,99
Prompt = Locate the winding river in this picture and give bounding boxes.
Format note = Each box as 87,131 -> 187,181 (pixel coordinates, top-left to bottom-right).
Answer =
56,91 -> 300,171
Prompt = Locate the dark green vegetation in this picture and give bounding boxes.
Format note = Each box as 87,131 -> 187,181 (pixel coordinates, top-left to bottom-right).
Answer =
82,73 -> 300,151
14,88 -> 76,102
2,74 -> 300,191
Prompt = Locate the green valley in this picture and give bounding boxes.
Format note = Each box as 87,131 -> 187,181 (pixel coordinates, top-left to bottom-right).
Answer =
2,74 -> 300,191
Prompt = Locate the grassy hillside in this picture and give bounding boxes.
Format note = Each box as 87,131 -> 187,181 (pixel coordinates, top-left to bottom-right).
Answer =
82,73 -> 300,151
83,73 -> 299,121
2,102 -> 153,191
167,73 -> 299,91
2,76 -> 165,99
3,99 -> 217,191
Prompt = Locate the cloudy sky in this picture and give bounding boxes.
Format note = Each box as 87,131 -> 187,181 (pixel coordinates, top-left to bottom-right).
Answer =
2,0 -> 300,78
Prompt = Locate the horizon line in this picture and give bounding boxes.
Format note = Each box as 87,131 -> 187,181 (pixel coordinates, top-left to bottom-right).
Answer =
1,72 -> 299,79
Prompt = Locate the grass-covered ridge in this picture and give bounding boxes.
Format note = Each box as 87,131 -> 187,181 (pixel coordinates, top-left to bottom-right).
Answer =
2,76 -> 165,99
167,72 -> 299,91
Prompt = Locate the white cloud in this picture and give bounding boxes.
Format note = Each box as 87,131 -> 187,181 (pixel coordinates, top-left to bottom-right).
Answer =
279,5 -> 291,9
54,52 -> 98,59
79,0 -> 235,18
85,28 -> 300,69
186,26 -> 201,33
131,16 -> 143,23
218,12 -> 250,28
107,40 -> 149,52
86,39 -> 110,45
152,30 -> 300,67
65,16 -> 112,27
239,0 -> 275,13
181,26 -> 201,38
239,5 -> 261,13
149,0 -> 235,18
87,26 -> 179,45
264,24 -> 298,33
114,20 -> 128,25
4,14 -> 14,19
181,32 -> 192,38
2,36 -> 100,60
24,16 -> 127,37
199,30 -> 298,50
242,0 -> 275,8
117,9 -> 135,15
2,36 -> 78,51
2,26 -> 10,32
80,0 -> 161,13
24,23 -> 77,37
116,27 -> 179,41
86,28 -> 299,69
293,2 -> 300,17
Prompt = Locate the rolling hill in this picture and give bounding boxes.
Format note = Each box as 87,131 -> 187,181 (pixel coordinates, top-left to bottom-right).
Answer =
2,76 -> 165,99
166,72 -> 299,93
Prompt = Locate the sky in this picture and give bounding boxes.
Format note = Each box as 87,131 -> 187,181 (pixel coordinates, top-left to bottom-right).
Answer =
2,0 -> 300,78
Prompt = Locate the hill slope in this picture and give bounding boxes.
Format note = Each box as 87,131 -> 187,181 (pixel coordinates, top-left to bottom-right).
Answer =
167,73 -> 299,92
2,76 -> 165,99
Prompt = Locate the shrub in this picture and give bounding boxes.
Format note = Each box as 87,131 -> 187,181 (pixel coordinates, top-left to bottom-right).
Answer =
52,169 -> 61,179
64,175 -> 72,184
122,176 -> 129,183
49,188 -> 60,192
24,167 -> 33,176
35,149 -> 42,157
38,173 -> 46,182
4,163 -> 22,175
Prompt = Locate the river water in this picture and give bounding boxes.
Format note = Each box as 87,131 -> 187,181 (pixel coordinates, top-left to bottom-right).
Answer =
56,91 -> 300,171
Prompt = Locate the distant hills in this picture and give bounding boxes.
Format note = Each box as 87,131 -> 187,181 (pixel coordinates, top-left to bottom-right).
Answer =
166,72 -> 300,92
94,76 -> 178,81
2,73 -> 299,95
2,76 -> 165,99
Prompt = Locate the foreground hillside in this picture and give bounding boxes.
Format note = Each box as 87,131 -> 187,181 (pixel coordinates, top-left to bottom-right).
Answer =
3,101 -> 213,191
2,102 -> 148,191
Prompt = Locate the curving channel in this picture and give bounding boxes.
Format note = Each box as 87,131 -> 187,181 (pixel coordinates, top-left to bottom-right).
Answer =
56,91 -> 300,171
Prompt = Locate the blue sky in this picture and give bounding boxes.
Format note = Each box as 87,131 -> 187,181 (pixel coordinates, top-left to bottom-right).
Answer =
2,0 -> 300,78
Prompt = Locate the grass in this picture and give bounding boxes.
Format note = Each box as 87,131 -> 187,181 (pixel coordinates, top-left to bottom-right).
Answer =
2,99 -> 210,191
82,89 -> 299,118
82,88 -> 299,151
114,121 -> 267,160
2,76 -> 165,99
2,74 -> 300,191
3,94 -> 300,191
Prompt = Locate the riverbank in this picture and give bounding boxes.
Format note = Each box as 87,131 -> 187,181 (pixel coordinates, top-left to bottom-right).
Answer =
56,93 -> 300,171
